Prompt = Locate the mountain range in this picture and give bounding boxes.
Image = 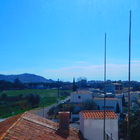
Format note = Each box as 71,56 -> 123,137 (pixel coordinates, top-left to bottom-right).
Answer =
0,73 -> 53,83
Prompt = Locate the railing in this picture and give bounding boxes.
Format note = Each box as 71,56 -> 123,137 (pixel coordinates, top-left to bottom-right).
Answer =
105,132 -> 115,140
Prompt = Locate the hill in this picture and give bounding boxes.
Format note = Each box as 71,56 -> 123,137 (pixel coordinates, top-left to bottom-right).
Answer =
0,73 -> 53,83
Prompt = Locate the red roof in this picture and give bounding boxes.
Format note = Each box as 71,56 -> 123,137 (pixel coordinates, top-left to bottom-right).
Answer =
0,114 -> 23,138
81,110 -> 118,119
0,112 -> 84,140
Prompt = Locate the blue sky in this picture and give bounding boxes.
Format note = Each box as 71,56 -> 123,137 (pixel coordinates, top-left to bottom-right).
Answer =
0,0 -> 140,82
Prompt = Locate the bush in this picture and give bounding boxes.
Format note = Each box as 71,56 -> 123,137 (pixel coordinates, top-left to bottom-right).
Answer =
82,99 -> 97,110
27,93 -> 40,108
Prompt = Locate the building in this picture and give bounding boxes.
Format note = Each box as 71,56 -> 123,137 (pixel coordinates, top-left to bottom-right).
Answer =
106,83 -> 123,93
88,88 -> 101,98
70,90 -> 93,103
0,111 -> 84,140
94,98 -> 122,113
79,110 -> 118,140
77,79 -> 87,87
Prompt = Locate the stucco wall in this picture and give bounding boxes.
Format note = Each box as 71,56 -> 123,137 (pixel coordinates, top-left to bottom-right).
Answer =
79,113 -> 84,136
70,93 -> 92,103
81,118 -> 118,140
94,98 -> 122,113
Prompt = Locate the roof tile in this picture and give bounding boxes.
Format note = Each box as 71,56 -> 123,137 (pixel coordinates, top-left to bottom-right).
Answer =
81,110 -> 118,119
0,112 -> 84,140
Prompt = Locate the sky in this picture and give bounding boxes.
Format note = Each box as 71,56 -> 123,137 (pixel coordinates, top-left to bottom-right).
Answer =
0,0 -> 140,82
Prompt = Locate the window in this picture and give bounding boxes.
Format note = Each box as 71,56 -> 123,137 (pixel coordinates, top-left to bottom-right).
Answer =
78,96 -> 81,99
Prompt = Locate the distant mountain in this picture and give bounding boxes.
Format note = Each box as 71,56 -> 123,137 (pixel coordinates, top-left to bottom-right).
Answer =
0,73 -> 53,83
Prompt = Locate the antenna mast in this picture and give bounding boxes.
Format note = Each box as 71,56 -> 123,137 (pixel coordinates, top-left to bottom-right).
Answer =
103,33 -> 107,140
127,10 -> 131,140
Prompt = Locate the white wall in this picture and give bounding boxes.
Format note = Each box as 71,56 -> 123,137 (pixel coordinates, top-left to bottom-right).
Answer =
70,93 -> 92,103
79,113 -> 84,136
94,98 -> 122,113
80,117 -> 118,140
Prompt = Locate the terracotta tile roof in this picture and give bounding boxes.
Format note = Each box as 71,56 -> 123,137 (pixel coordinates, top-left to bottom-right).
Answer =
0,112 -> 84,140
0,113 -> 23,138
81,110 -> 118,119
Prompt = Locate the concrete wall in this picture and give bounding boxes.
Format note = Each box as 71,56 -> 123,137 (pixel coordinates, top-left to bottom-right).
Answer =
80,118 -> 118,140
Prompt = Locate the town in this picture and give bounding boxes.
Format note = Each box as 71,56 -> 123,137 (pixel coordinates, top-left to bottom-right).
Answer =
0,0 -> 140,140
0,76 -> 140,140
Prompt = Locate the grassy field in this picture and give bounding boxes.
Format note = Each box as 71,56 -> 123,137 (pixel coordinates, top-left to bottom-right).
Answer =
0,89 -> 71,118
0,89 -> 58,97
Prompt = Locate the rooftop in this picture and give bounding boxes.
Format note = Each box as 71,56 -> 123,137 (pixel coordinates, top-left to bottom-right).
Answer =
0,112 -> 84,140
81,110 -> 118,119
0,113 -> 23,138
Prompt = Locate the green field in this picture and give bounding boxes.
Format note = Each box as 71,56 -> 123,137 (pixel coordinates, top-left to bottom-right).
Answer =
0,89 -> 58,97
0,89 -> 70,118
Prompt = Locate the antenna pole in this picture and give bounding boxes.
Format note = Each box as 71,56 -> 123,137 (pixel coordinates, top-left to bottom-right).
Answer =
104,33 -> 107,140
127,10 -> 131,140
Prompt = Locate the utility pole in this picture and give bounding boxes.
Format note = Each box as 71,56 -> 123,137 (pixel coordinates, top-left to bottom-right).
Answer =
103,33 -> 107,140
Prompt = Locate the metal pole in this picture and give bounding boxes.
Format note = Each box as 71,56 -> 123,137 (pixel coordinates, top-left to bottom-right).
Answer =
104,33 -> 107,140
127,10 -> 131,140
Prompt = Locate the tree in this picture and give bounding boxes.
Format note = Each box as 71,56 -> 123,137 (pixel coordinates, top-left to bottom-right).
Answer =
72,78 -> 77,92
130,110 -> 140,140
132,98 -> 140,111
116,102 -> 121,113
120,99 -> 140,139
83,99 -> 97,110
97,105 -> 100,110
77,77 -> 87,88
130,99 -> 140,140
14,78 -> 25,89
122,94 -> 126,107
1,93 -> 8,100
28,94 -> 40,107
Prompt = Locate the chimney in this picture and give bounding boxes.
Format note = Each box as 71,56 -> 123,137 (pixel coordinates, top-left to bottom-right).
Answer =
59,111 -> 70,135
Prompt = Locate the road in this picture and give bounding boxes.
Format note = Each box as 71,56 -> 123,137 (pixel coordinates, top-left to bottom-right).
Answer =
29,96 -> 70,118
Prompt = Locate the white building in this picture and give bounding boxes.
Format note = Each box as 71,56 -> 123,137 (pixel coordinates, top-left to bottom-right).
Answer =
124,91 -> 140,101
70,90 -> 93,103
106,83 -> 123,93
94,98 -> 122,113
79,110 -> 118,140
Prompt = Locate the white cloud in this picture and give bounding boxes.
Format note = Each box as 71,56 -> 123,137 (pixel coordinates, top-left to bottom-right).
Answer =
44,63 -> 140,81
131,60 -> 140,63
